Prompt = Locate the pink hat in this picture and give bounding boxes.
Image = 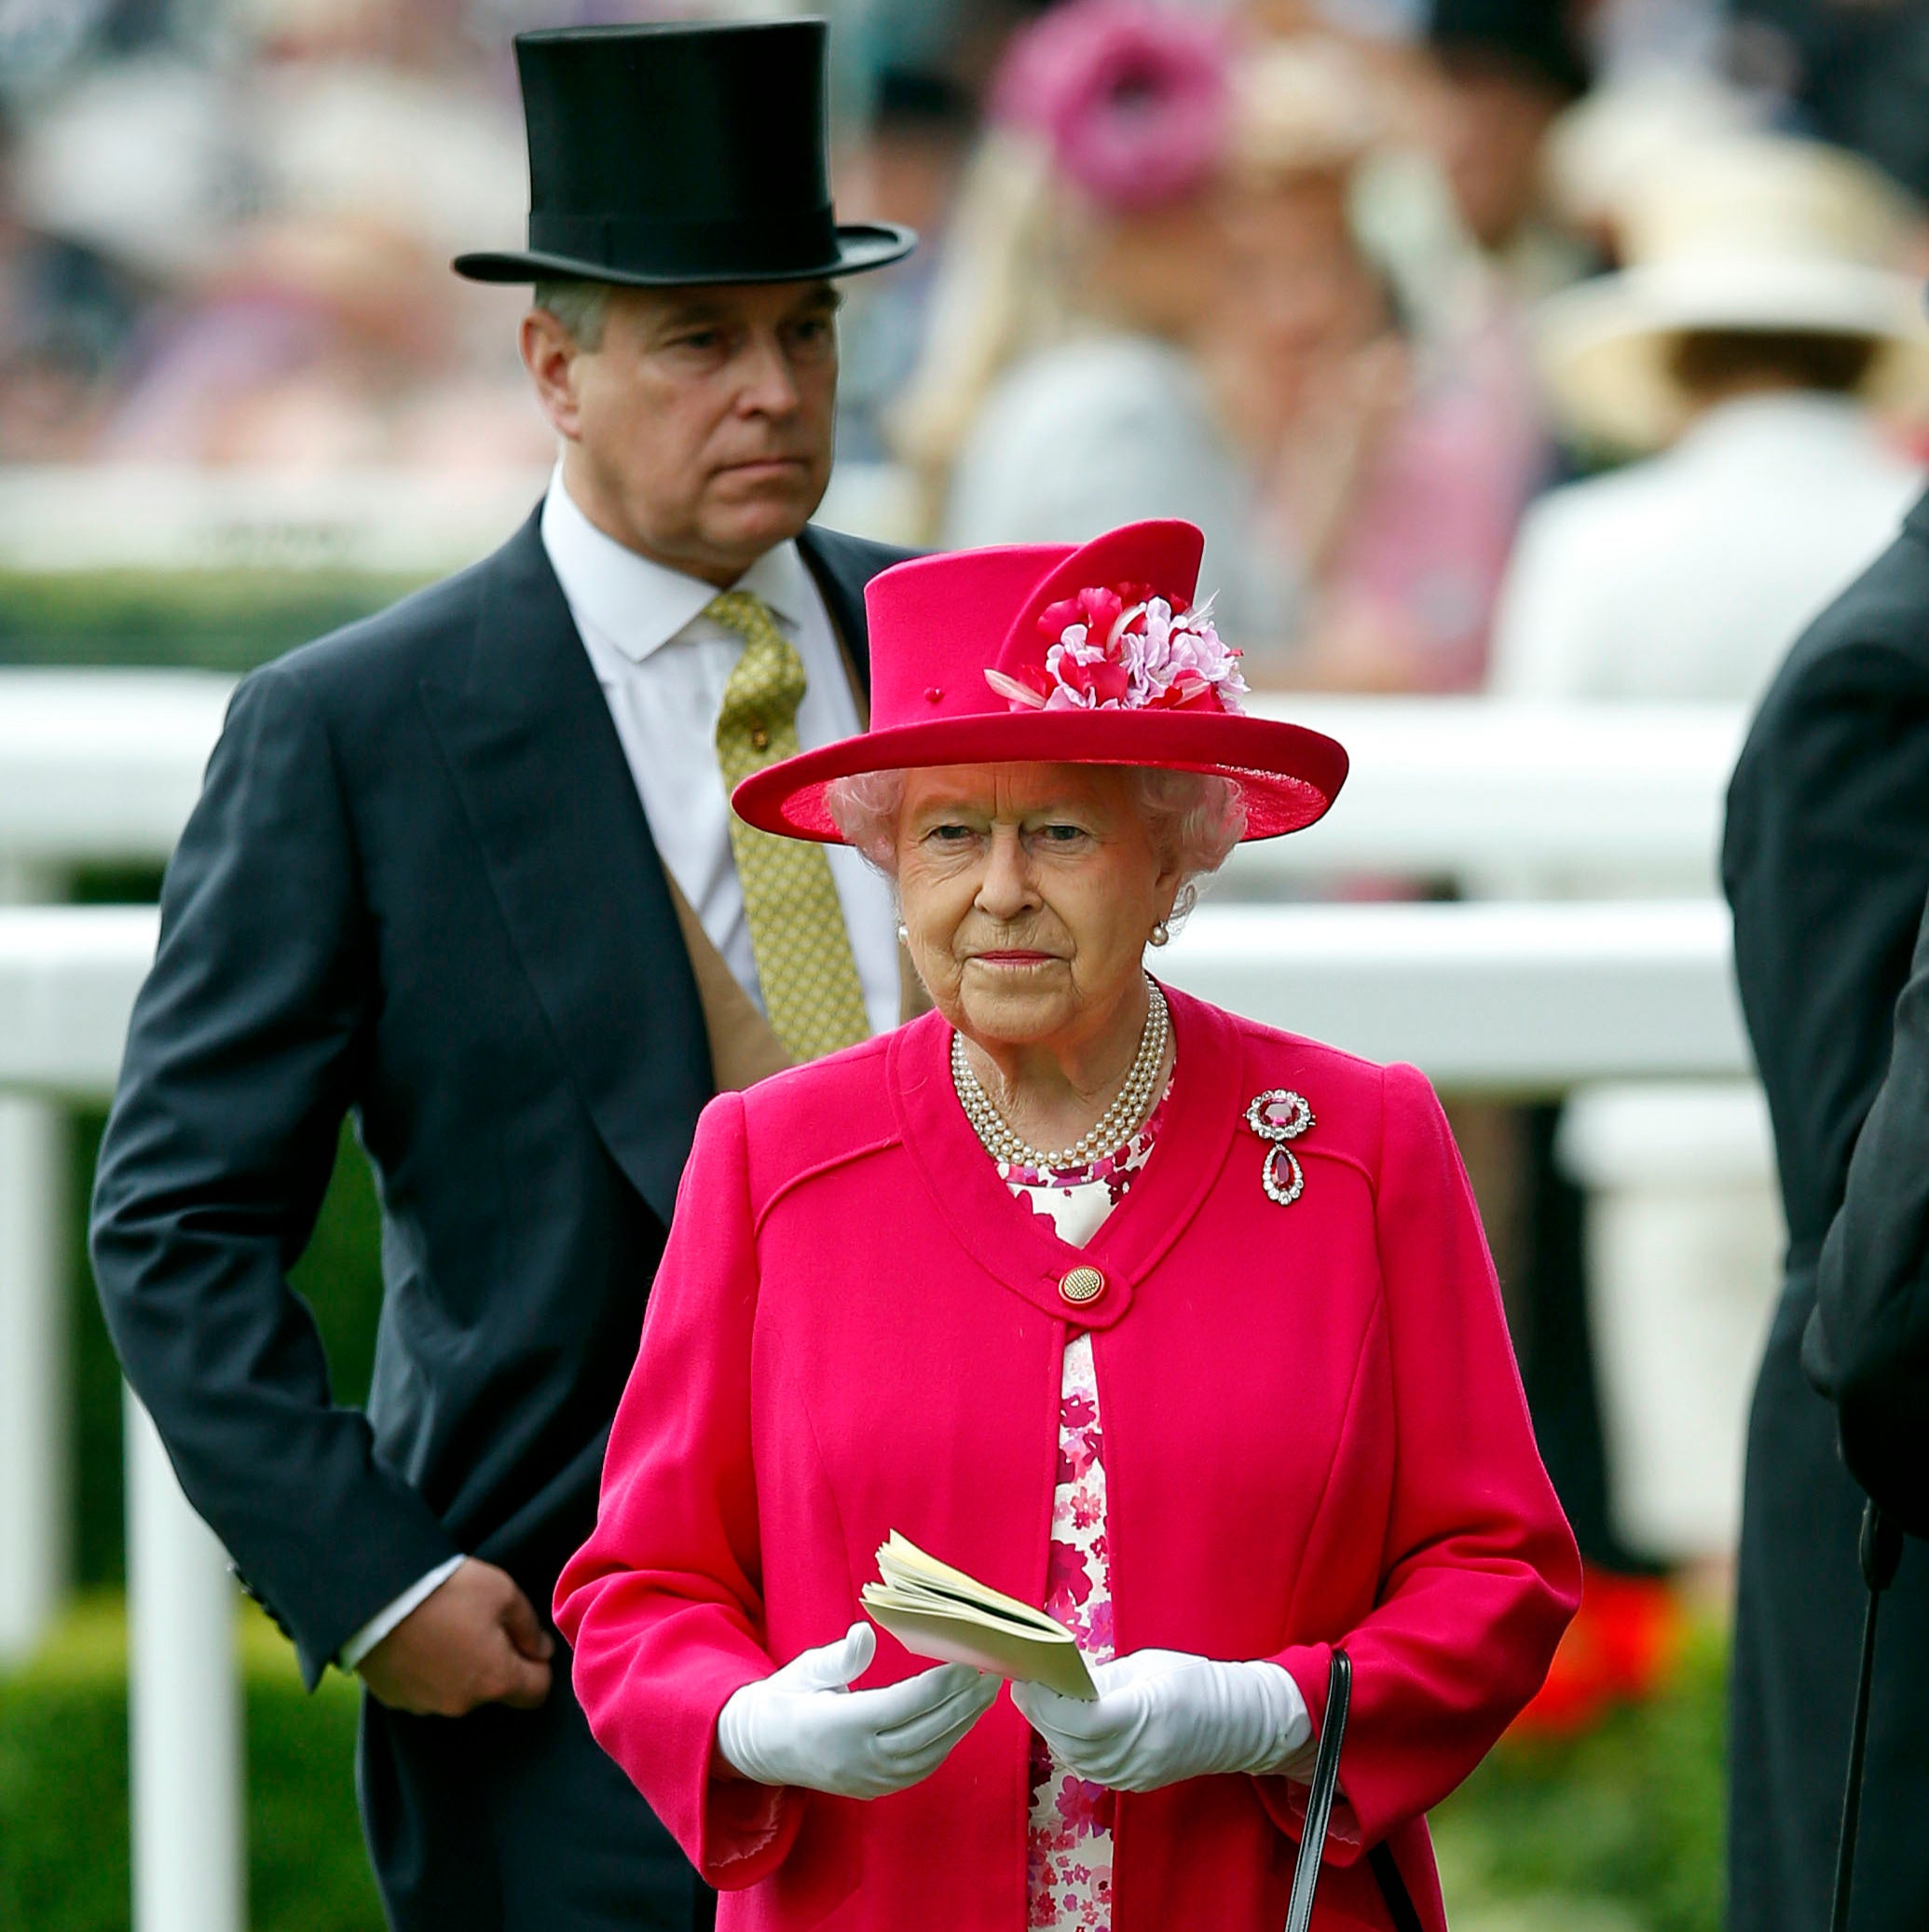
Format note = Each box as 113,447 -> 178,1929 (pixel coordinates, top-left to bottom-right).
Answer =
732,521 -> 1348,844
992,0 -> 1229,212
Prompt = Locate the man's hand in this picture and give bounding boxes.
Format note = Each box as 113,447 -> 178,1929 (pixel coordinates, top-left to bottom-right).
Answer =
357,1557 -> 554,1717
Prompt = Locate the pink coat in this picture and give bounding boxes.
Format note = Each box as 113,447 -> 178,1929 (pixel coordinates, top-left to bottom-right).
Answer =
555,988 -> 1580,1931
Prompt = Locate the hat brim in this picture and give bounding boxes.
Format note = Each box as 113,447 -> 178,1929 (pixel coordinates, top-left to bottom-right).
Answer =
451,222 -> 916,285
1535,258 -> 1929,450
731,709 -> 1350,844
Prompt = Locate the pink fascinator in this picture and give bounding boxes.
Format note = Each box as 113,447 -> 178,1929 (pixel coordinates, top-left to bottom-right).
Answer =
993,0 -> 1230,212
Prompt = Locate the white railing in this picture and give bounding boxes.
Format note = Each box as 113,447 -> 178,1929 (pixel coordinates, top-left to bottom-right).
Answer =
1235,695 -> 1743,889
0,669 -> 1744,883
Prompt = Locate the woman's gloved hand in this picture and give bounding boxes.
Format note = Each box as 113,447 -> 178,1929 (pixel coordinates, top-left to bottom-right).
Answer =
1009,1649 -> 1314,1793
716,1621 -> 1000,1800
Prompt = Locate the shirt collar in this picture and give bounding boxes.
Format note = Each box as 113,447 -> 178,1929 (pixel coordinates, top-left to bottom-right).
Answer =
540,465 -> 809,665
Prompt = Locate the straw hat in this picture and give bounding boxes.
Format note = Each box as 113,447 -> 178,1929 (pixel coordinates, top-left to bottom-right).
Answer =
732,522 -> 1348,845
1534,135 -> 1929,451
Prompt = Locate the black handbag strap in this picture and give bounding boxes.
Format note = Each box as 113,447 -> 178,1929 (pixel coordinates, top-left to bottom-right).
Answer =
1284,1650 -> 1426,1932
1829,1500 -> 1905,1932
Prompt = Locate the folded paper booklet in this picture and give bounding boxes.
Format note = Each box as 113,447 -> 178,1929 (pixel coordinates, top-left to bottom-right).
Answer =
860,1530 -> 1097,1701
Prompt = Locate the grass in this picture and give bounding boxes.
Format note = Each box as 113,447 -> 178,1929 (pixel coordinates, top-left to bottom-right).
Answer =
2,1596 -> 1725,1932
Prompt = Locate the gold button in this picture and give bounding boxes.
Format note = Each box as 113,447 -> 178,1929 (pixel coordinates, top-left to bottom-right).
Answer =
1058,1266 -> 1105,1307
748,721 -> 771,751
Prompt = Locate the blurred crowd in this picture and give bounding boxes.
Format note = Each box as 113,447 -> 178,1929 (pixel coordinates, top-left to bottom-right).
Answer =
7,0 -> 1929,707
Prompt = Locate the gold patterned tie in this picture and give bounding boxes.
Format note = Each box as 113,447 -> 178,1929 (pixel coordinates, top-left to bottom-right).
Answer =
708,590 -> 870,1062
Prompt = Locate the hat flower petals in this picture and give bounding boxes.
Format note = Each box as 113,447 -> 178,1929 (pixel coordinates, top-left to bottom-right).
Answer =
986,578 -> 1249,717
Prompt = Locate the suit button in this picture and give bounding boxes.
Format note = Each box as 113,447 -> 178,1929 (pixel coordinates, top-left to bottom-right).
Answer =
1058,1265 -> 1105,1307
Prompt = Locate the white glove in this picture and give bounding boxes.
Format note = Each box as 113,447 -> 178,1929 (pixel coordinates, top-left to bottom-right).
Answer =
716,1621 -> 1000,1800
1009,1649 -> 1314,1793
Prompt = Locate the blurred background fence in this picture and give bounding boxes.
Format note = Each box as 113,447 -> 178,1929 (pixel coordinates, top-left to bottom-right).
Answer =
11,0 -> 1929,1925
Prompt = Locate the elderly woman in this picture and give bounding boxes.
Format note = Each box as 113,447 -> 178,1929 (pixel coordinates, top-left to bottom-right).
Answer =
554,520 -> 1579,1932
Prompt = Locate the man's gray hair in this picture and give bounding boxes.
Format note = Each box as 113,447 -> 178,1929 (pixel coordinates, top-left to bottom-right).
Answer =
533,279 -> 614,350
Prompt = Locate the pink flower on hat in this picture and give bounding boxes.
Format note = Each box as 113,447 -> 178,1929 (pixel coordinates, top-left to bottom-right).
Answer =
992,0 -> 1229,212
986,580 -> 1249,716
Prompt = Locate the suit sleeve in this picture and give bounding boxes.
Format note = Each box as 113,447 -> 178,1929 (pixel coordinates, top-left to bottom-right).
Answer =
1723,633 -> 1929,1253
554,1091 -> 800,1888
1811,886 -> 1929,1537
1263,1062 -> 1581,1857
89,665 -> 458,1688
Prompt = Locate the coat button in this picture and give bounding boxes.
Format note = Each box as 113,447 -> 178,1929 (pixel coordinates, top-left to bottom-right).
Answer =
1058,1265 -> 1105,1307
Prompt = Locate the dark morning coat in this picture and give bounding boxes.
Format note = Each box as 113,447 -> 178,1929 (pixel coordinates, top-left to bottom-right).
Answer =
1810,882 -> 1929,1541
1721,485 -> 1929,1932
89,511 -> 907,1692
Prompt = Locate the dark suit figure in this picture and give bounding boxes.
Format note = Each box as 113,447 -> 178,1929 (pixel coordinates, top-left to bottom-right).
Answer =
1722,486 -> 1929,1932
1810,883 -> 1929,1541
89,23 -> 916,1931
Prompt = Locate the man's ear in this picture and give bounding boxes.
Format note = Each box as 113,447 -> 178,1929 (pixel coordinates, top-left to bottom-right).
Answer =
519,308 -> 585,441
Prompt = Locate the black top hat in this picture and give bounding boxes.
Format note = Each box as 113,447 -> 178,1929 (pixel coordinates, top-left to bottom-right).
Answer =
454,19 -> 914,287
1427,0 -> 1592,102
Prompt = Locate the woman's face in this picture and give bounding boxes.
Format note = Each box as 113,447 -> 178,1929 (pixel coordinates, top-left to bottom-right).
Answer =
896,762 -> 1183,1059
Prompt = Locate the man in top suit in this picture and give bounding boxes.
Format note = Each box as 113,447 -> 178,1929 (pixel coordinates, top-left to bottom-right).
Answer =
89,21 -> 917,1931
1723,484 -> 1929,1932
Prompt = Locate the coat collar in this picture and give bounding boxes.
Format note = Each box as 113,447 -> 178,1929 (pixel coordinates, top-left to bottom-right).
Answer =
795,524 -> 877,704
885,982 -> 1246,1330
416,509 -> 713,1224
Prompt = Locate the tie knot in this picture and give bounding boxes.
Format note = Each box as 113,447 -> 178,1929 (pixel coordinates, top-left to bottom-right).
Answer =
705,588 -> 780,644
712,589 -> 806,760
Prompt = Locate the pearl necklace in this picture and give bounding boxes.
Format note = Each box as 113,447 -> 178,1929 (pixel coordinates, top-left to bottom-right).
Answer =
951,977 -> 1170,1172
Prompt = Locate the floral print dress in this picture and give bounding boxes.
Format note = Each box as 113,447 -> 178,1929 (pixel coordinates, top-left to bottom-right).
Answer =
993,1074 -> 1174,1932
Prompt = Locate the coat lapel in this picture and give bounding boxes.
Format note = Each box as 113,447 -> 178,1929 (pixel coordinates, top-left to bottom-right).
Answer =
800,526 -> 937,1023
417,513 -> 712,1224
797,524 -> 877,706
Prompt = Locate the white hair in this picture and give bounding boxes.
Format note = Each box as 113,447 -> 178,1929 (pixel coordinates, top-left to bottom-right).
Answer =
822,766 -> 1246,923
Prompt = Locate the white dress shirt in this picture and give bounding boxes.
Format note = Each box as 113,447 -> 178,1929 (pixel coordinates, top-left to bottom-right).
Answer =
338,471 -> 900,1673
540,468 -> 900,1036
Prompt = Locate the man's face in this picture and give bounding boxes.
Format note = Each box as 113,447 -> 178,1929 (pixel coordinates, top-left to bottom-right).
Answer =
524,278 -> 841,585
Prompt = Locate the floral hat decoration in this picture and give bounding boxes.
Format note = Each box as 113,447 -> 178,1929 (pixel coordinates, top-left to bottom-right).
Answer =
992,0 -> 1231,212
731,520 -> 1348,844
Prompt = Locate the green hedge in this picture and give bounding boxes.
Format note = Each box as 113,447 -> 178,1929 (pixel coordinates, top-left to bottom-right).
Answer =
1432,1623 -> 1728,1932
0,1600 -> 381,1932
0,570 -> 421,671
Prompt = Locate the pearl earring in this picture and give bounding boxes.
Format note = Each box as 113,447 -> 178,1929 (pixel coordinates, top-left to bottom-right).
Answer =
1149,919 -> 1170,948
896,923 -> 910,945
